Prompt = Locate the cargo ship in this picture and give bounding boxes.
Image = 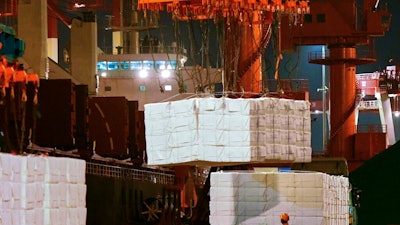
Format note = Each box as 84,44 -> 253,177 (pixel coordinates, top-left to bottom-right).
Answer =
0,0 -> 399,225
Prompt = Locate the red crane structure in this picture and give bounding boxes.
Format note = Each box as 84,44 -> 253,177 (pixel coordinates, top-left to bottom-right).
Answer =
280,0 -> 391,171
137,0 -> 391,172
138,0 -> 310,94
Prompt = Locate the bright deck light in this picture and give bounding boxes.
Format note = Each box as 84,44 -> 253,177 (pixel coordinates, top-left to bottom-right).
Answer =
161,70 -> 170,78
139,69 -> 148,78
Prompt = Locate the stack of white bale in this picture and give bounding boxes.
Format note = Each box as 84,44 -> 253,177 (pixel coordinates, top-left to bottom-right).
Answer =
145,97 -> 311,165
209,171 -> 349,225
0,153 -> 86,225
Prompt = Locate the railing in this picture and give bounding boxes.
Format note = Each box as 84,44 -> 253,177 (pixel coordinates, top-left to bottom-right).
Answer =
356,124 -> 387,133
86,162 -> 175,185
356,72 -> 381,80
263,79 -> 309,93
358,87 -> 379,96
99,45 -> 187,55
358,100 -> 379,110
308,49 -> 377,61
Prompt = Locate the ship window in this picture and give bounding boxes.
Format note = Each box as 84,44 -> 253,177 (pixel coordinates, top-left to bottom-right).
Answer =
168,60 -> 177,69
107,61 -> 119,70
120,61 -> 130,70
317,14 -> 325,23
304,14 -> 312,23
156,60 -> 166,69
130,61 -> 142,70
97,61 -> 107,71
105,86 -> 111,91
142,60 -> 154,69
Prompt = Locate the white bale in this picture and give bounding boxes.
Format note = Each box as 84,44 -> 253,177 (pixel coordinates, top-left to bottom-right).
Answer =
44,157 -> 60,184
264,97 -> 279,115
294,100 -> 311,117
11,155 -> 36,183
77,184 -> 87,208
171,145 -> 198,164
198,129 -> 223,146
145,98 -> 312,165
145,118 -> 172,136
210,171 -> 239,187
67,208 -> 79,225
43,208 -> 60,225
77,159 -> 86,184
197,97 -> 225,114
11,209 -> 35,225
43,184 -> 59,209
57,157 -> 68,183
223,130 -> 259,147
146,149 -> 172,165
279,98 -> 295,115
144,101 -> 171,120
258,114 -> 274,129
10,182 -> 36,209
67,184 -> 78,208
146,134 -> 172,151
0,182 -> 12,209
225,146 -> 258,162
170,114 -> 197,132
170,98 -> 197,115
202,145 -> 224,162
35,182 -> 44,208
198,114 -> 223,130
58,183 -> 67,208
34,156 -> 46,182
224,115 -> 257,131
257,146 -> 268,160
0,209 -> 11,225
171,130 -> 198,148
35,209 -> 44,225
224,98 -> 258,115
78,207 -> 87,225
0,154 -> 12,181
67,158 -> 86,184
210,171 -> 350,225
59,208 -> 68,225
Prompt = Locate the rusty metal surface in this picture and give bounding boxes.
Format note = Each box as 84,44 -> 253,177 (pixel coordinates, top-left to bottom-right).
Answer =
128,100 -> 144,165
35,79 -> 75,149
137,110 -> 146,157
88,96 -> 129,158
74,84 -> 90,157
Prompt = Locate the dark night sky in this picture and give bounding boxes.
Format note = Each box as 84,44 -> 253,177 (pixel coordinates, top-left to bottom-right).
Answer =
55,0 -> 400,92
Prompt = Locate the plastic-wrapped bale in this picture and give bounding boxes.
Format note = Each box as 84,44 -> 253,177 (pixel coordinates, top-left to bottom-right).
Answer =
0,153 -> 87,225
0,153 -> 13,181
144,97 -> 312,166
11,209 -> 35,225
293,100 -> 312,162
10,155 -> 36,183
44,208 -> 60,225
0,182 -> 12,208
43,184 -> 60,209
44,157 -> 60,184
145,100 -> 171,165
10,182 -> 36,209
66,157 -> 86,184
0,209 -> 12,224
209,171 -> 349,225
